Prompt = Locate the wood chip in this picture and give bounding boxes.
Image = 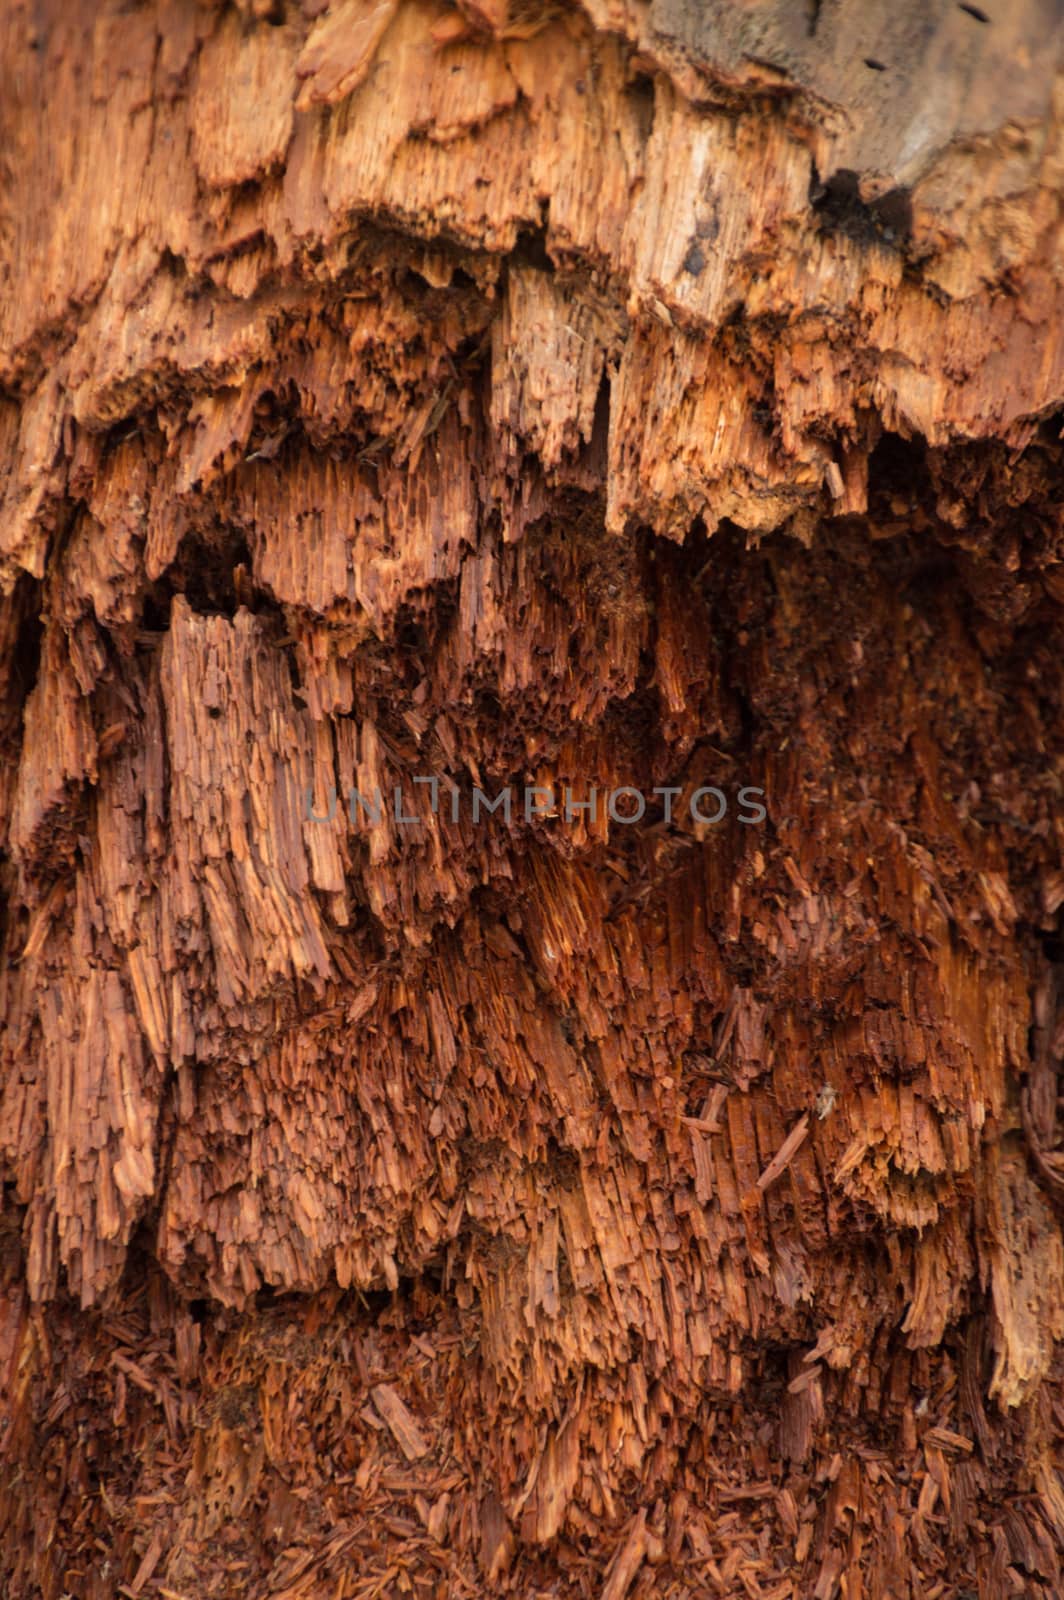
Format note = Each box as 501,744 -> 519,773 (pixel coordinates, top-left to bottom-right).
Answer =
370,1384 -> 429,1462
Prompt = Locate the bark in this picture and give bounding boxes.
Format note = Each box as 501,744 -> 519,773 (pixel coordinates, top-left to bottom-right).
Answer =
2,1 -> 1064,1596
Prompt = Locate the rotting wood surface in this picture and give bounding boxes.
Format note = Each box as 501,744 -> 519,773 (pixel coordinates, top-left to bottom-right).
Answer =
2,1 -> 1064,1596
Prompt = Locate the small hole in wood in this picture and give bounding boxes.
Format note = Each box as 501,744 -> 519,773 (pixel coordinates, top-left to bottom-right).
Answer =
957,2 -> 989,19
864,57 -> 887,71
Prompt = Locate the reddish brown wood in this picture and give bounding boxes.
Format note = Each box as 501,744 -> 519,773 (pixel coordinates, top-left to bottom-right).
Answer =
3,2 -> 1064,1596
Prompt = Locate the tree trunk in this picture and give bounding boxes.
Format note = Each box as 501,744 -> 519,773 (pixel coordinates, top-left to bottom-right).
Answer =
3,1 -> 1064,1596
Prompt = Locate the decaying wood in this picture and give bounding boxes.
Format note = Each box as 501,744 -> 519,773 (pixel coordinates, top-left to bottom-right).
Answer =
3,0 -> 1064,1596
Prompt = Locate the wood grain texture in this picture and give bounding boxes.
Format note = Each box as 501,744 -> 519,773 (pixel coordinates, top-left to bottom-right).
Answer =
2,1 -> 1064,1596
